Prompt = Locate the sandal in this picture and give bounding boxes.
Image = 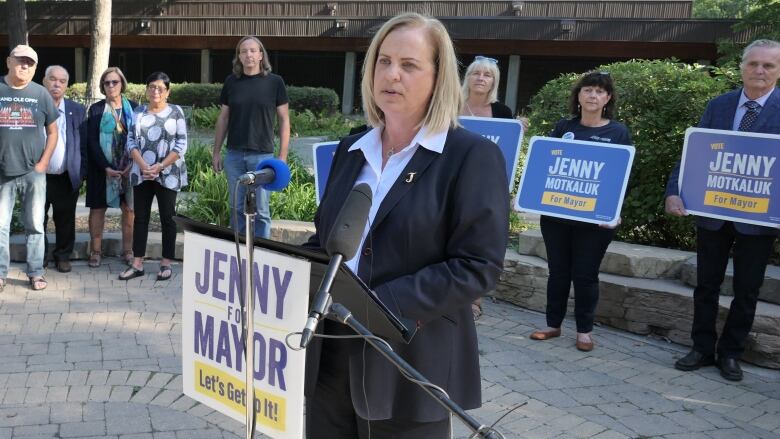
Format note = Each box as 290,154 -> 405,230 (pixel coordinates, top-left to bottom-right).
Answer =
471,302 -> 483,321
88,251 -> 102,268
29,276 -> 48,291
157,265 -> 172,281
119,266 -> 145,281
123,250 -> 134,266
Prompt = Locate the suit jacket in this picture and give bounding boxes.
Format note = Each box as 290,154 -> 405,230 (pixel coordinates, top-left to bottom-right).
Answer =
666,87 -> 780,235
62,99 -> 87,191
304,126 -> 509,422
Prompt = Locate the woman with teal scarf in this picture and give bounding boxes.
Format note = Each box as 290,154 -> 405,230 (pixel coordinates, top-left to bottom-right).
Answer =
85,67 -> 137,267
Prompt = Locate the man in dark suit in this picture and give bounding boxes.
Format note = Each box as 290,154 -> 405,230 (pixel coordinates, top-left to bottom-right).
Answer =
42,65 -> 86,273
665,39 -> 780,381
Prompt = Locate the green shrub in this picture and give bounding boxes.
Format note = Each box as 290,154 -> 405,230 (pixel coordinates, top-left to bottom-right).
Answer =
287,86 -> 339,114
191,106 -> 222,130
289,109 -> 364,140
169,83 -> 223,108
270,152 -> 317,221
527,60 -> 737,250
67,83 -> 340,113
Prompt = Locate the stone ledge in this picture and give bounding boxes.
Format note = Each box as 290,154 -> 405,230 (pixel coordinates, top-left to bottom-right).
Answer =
680,258 -> 780,306
497,249 -> 780,369
518,229 -> 694,279
10,220 -> 316,262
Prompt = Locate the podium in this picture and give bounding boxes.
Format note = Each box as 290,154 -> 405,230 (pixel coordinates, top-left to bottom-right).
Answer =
175,215 -> 500,439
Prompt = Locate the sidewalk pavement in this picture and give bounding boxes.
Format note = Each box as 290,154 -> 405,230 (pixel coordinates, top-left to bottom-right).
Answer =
0,259 -> 779,439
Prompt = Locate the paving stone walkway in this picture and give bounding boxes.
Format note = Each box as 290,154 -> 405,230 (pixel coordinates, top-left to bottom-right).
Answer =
0,259 -> 778,439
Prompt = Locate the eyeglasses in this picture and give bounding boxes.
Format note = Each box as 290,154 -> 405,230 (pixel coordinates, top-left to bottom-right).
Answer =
475,56 -> 498,65
103,80 -> 121,87
147,85 -> 167,93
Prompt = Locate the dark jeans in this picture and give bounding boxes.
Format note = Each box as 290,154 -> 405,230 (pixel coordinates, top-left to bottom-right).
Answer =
44,172 -> 80,262
132,180 -> 178,259
692,223 -> 776,359
306,337 -> 450,439
540,216 -> 615,333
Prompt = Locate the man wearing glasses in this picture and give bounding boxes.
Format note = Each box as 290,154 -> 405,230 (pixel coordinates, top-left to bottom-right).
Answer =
0,45 -> 59,292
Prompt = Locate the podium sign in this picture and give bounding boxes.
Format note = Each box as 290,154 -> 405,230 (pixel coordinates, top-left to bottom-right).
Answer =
459,116 -> 524,189
679,127 -> 780,227
182,231 -> 310,439
515,136 -> 635,226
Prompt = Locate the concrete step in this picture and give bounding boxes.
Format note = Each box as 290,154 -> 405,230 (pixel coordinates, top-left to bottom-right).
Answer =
10,220 -> 315,262
680,258 -> 780,306
497,250 -> 780,369
517,228 -> 694,279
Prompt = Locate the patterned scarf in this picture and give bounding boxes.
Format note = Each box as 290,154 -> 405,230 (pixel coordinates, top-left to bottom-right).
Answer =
99,97 -> 135,209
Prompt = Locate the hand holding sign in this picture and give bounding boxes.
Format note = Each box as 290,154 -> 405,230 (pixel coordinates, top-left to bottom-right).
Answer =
665,195 -> 688,217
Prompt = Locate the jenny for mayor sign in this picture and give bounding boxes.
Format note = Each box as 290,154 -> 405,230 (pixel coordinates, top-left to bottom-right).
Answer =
679,127 -> 780,227
313,117 -> 524,203
181,231 -> 310,439
515,136 -> 635,226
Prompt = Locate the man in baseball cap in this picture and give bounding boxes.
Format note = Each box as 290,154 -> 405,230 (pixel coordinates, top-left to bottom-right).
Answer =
9,44 -> 39,65
0,44 -> 59,291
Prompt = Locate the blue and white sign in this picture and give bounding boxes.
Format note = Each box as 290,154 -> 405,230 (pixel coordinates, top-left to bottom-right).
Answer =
459,116 -> 524,189
312,141 -> 339,203
312,118 -> 524,204
514,136 -> 635,226
679,127 -> 780,227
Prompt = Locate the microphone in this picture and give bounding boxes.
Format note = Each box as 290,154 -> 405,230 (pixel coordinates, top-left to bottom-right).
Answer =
238,158 -> 291,191
300,183 -> 372,348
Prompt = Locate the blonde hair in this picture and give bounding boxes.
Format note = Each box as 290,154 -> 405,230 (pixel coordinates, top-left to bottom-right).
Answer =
232,36 -> 272,77
361,13 -> 461,132
461,58 -> 500,104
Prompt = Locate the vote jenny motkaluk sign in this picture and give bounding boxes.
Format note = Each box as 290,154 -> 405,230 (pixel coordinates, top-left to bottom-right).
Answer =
182,231 -> 310,439
515,136 -> 635,226
679,127 -> 780,228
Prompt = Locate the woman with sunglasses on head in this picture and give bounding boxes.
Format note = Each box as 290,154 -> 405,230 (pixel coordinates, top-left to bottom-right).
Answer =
460,56 -> 512,120
529,71 -> 631,352
85,67 -> 137,268
119,72 -> 187,281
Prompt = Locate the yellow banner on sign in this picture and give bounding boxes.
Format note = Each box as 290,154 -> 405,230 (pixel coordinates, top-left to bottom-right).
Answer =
541,191 -> 597,212
194,361 -> 286,431
703,191 -> 769,213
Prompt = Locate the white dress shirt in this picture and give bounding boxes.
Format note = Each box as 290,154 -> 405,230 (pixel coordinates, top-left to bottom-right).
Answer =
344,125 -> 448,273
46,99 -> 67,174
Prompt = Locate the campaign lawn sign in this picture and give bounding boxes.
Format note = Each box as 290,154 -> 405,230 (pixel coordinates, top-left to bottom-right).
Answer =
312,117 -> 523,203
678,127 -> 780,227
313,141 -> 339,203
515,136 -> 635,226
182,231 -> 310,439
458,116 -> 524,188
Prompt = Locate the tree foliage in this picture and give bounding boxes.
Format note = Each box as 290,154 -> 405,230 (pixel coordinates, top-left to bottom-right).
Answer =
718,0 -> 780,64
692,0 -> 754,18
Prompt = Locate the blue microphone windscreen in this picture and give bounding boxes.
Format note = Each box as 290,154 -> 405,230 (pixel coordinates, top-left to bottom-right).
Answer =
256,158 -> 291,191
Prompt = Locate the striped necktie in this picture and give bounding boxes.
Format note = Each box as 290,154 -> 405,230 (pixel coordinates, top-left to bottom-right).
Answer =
738,100 -> 760,131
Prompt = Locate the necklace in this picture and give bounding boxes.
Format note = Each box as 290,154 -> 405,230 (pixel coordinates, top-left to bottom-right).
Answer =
386,146 -> 396,159
465,102 -> 474,116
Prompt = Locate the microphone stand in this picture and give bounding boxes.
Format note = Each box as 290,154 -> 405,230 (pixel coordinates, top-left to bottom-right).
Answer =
243,189 -> 257,439
328,302 -> 501,439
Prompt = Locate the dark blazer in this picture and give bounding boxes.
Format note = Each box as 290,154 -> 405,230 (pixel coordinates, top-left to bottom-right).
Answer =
666,87 -> 780,236
304,126 -> 509,422
62,99 -> 87,191
85,99 -> 138,208
490,102 -> 513,119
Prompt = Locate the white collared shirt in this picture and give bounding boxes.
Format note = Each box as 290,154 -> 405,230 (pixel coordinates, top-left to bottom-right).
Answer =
344,125 -> 448,273
732,88 -> 775,131
47,99 -> 67,174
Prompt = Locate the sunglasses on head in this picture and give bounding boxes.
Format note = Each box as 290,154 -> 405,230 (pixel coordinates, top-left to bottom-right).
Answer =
103,80 -> 121,87
475,56 -> 498,65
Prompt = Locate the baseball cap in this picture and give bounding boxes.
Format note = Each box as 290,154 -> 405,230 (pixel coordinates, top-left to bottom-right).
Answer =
9,45 -> 38,64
